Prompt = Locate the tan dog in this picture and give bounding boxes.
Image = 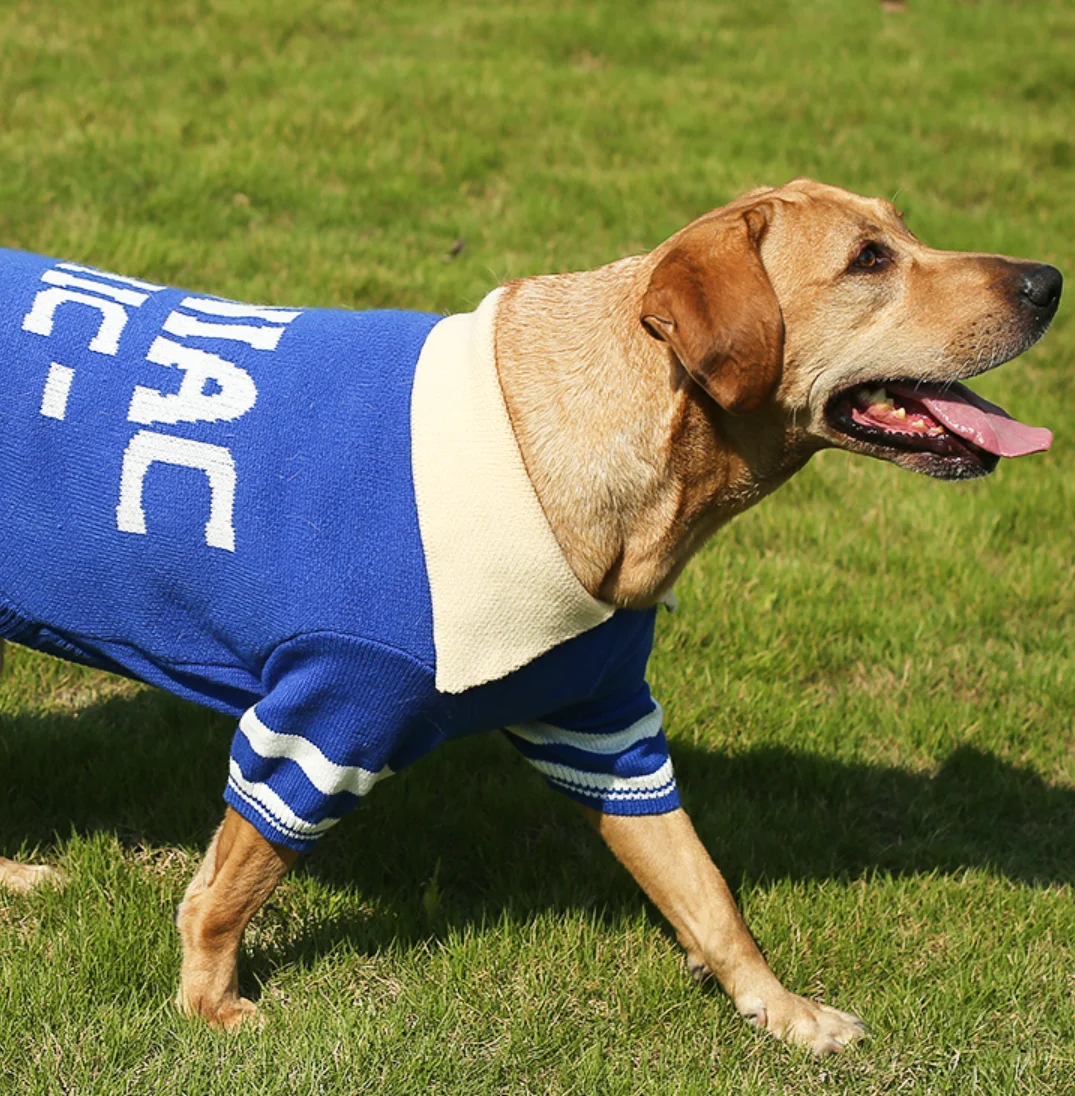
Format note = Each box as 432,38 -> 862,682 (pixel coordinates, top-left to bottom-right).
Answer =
0,180 -> 1061,1055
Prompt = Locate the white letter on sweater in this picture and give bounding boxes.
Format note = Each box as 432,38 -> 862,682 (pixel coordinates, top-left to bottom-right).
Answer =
179,296 -> 301,324
117,431 -> 237,551
56,262 -> 165,293
128,337 -> 257,426
22,288 -> 130,355
39,363 -> 76,420
162,310 -> 287,351
40,269 -> 149,307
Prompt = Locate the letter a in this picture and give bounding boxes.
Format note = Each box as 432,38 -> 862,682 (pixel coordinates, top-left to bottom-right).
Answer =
128,337 -> 257,426
116,431 -> 238,551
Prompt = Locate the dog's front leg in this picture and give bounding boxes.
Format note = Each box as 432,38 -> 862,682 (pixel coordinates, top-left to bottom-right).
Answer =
585,806 -> 866,1055
176,807 -> 297,1029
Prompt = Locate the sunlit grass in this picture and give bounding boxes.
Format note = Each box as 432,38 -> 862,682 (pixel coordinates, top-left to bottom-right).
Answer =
1,1 -> 1074,1092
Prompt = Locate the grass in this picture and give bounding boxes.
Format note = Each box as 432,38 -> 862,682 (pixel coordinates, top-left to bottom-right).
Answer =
1,0 -> 1074,1092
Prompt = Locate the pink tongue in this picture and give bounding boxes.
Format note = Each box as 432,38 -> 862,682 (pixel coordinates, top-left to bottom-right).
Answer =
889,384 -> 1053,458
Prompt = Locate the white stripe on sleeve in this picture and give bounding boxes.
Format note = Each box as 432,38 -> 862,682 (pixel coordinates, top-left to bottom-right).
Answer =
505,703 -> 663,756
524,756 -> 676,801
239,707 -> 392,799
227,760 -> 341,843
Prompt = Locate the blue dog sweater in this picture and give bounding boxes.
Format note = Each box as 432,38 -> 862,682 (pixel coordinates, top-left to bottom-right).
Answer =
0,249 -> 680,850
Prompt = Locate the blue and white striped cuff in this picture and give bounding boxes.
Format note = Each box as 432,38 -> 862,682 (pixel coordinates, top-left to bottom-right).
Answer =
225,706 -> 392,851
503,704 -> 680,816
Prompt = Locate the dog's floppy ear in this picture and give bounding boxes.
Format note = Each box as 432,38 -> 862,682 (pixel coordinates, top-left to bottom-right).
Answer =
640,208 -> 784,415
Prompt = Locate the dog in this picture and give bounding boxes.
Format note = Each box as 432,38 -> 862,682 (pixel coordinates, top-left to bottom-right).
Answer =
0,180 -> 1060,1055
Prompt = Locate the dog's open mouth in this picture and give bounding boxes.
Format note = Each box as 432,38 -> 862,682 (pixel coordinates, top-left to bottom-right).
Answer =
825,380 -> 1052,477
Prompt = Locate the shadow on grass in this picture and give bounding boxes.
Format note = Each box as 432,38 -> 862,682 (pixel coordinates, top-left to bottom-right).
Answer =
2,688 -> 1073,969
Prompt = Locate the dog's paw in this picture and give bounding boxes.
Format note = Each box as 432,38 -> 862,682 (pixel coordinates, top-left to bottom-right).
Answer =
212,997 -> 263,1031
176,988 -> 263,1031
737,991 -> 867,1056
0,860 -> 68,894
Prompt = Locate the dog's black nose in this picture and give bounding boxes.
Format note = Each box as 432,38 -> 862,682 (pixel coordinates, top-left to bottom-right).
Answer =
1020,264 -> 1063,312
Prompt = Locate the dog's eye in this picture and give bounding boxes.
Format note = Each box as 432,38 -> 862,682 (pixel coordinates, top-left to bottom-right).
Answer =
851,243 -> 888,271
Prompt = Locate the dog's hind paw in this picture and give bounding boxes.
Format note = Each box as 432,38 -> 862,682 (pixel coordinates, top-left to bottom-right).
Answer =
0,858 -> 67,894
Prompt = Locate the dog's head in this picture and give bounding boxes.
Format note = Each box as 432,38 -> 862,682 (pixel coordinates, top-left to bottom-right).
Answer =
641,178 -> 1061,480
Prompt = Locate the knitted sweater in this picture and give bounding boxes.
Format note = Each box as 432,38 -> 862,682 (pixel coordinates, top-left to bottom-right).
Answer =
0,250 -> 680,851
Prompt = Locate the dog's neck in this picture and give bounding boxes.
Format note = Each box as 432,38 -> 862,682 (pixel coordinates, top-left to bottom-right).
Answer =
495,259 -> 812,608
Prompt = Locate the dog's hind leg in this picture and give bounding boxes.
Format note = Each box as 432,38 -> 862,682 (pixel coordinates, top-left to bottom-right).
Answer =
0,857 -> 65,893
175,807 -> 297,1029
586,806 -> 867,1056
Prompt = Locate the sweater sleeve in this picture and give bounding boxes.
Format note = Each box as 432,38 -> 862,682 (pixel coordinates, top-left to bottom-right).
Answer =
224,633 -> 439,851
501,679 -> 680,816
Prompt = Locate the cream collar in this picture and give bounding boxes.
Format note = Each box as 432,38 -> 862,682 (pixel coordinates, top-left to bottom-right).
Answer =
410,288 -> 614,694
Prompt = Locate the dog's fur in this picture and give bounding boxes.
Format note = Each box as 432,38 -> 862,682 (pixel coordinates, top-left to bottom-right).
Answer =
0,180 -> 1061,1054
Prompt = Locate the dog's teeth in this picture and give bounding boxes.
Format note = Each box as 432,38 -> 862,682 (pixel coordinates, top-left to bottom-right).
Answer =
892,407 -> 907,420
858,386 -> 894,412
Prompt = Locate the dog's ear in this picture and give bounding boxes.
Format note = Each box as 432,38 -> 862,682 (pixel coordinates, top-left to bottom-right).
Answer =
640,208 -> 784,415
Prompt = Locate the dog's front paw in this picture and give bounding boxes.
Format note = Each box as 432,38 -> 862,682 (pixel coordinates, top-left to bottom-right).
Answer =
176,988 -> 263,1031
212,996 -> 262,1031
737,990 -> 867,1056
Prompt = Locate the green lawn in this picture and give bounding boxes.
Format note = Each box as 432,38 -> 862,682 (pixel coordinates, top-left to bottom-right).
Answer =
2,1 -> 1074,1092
